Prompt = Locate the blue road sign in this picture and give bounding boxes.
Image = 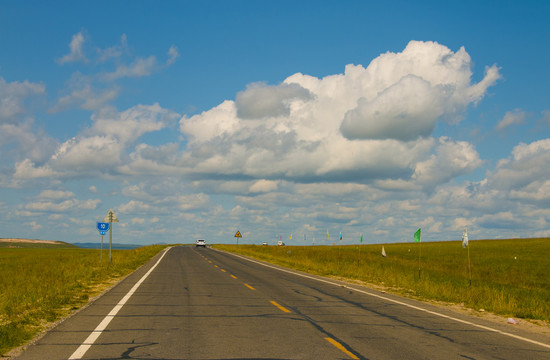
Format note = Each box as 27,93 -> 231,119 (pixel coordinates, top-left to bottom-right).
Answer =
99,230 -> 107,235
97,222 -> 110,232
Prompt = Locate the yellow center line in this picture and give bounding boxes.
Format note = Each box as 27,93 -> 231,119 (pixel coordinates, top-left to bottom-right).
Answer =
325,338 -> 359,360
208,261 -> 212,263
244,283 -> 255,290
214,265 -> 218,268
270,300 -> 292,313
220,269 -> 226,272
230,275 -> 237,279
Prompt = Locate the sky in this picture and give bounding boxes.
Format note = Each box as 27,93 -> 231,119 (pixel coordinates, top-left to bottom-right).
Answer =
1,1 -> 550,246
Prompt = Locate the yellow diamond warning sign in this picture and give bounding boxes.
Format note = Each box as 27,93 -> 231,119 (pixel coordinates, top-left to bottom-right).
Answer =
234,230 -> 242,238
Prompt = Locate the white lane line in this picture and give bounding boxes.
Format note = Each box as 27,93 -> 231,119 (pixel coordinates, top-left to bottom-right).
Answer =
221,250 -> 550,350
69,247 -> 172,359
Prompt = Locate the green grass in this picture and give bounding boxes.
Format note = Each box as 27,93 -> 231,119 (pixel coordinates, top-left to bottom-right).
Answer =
214,238 -> 550,323
0,245 -> 169,355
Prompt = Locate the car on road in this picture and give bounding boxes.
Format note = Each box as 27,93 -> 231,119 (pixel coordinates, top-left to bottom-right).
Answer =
262,242 -> 268,246
277,240 -> 285,246
195,239 -> 206,247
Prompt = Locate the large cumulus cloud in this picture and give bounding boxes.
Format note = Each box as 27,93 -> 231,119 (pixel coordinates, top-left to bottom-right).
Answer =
179,41 -> 498,188
340,41 -> 500,140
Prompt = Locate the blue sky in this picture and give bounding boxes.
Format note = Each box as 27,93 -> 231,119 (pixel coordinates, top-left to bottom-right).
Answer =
1,1 -> 549,245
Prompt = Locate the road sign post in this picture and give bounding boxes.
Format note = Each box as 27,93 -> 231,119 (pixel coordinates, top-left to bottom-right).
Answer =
103,209 -> 119,264
234,230 -> 242,246
97,222 -> 110,263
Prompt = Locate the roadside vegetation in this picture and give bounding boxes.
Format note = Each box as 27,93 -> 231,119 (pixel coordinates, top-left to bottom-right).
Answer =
215,238 -> 550,323
0,245 -> 169,355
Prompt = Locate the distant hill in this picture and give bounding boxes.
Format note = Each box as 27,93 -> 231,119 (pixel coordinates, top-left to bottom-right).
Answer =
72,242 -> 142,250
0,238 -> 78,249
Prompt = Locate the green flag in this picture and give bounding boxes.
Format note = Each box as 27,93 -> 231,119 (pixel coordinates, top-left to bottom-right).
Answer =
414,228 -> 421,243
360,233 -> 363,243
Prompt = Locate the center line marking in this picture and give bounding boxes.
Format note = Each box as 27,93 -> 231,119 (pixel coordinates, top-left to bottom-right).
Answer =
220,250 -> 550,351
325,337 -> 359,360
69,247 -> 172,359
230,275 -> 237,279
270,300 -> 292,313
244,283 -> 255,290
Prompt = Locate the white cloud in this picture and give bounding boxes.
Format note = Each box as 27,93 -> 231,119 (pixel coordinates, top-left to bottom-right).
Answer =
50,83 -> 118,112
490,138 -> 550,202
496,109 -> 526,131
51,135 -> 124,172
57,32 -> 87,64
341,75 -> 445,141
22,197 -> 99,213
27,221 -> 43,230
89,103 -> 178,142
25,199 -> 78,212
510,180 -> 550,203
0,120 -> 58,163
97,34 -> 129,62
18,103 -> 180,178
0,77 -> 46,122
39,190 -> 75,199
180,100 -> 239,143
101,56 -> 157,81
175,193 -> 210,211
340,41 -> 500,140
178,41 -> 497,189
249,180 -> 279,193
132,217 -> 146,224
167,45 -> 179,65
78,199 -> 101,210
14,159 -> 58,179
118,200 -> 152,213
412,137 -> 482,189
236,82 -> 314,119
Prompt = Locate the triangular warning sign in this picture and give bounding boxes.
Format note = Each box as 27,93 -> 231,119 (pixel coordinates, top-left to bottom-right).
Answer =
103,208 -> 119,223
234,230 -> 242,238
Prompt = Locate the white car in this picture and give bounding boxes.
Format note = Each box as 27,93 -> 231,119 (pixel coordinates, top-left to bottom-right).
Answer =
195,239 -> 206,247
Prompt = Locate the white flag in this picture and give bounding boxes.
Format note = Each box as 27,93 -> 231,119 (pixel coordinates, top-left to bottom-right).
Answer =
462,227 -> 469,248
382,246 -> 386,257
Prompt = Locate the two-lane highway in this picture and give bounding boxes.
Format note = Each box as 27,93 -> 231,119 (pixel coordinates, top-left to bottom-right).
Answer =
16,246 -> 550,359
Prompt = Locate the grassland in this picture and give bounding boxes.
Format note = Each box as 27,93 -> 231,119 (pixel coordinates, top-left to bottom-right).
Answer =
0,245 -> 169,355
215,238 -> 550,324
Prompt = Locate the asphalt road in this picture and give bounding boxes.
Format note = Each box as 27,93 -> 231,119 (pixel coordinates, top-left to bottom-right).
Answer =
15,246 -> 550,359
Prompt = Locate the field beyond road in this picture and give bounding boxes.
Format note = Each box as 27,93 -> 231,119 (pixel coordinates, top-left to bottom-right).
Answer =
0,245 -> 169,356
215,238 -> 550,325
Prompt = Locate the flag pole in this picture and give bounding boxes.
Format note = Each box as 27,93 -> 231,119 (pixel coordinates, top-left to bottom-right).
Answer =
359,233 -> 362,257
462,226 -> 471,286
467,242 -> 471,286
418,239 -> 421,279
414,228 -> 421,279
